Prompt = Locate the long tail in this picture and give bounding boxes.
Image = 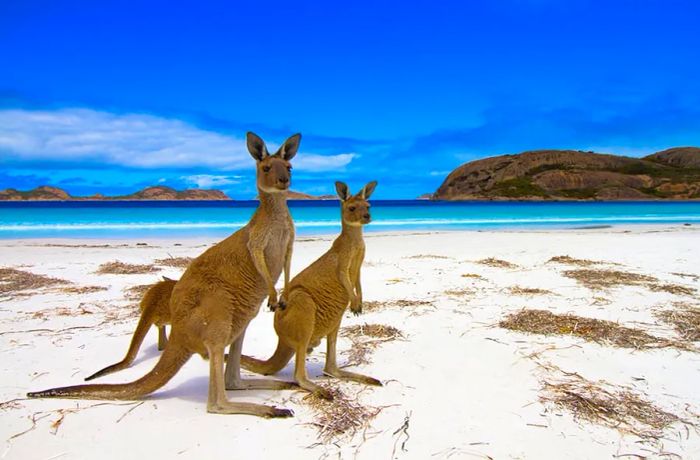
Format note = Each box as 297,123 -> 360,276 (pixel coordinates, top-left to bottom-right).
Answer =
27,338 -> 191,400
240,341 -> 294,375
84,308 -> 156,381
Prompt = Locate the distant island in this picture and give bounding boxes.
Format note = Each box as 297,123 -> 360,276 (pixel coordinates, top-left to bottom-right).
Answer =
0,185 -> 333,201
432,147 -> 700,200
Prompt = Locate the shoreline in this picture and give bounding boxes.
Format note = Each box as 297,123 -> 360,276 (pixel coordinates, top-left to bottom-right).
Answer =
0,222 -> 698,245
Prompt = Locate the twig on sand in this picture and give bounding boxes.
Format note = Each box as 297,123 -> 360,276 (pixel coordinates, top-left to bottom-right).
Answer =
116,401 -> 145,423
7,401 -> 144,441
391,411 -> 412,457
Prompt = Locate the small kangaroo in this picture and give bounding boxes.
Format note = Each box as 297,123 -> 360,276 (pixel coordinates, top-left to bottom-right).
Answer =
241,181 -> 381,400
85,276 -> 176,381
28,132 -> 300,417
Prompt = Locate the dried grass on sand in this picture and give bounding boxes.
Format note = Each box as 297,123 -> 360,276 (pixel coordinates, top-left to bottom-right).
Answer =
507,286 -> 553,296
461,273 -> 485,280
476,258 -> 519,269
58,285 -> 108,294
404,254 -> 451,260
301,383 -> 382,443
500,309 -> 688,350
0,267 -> 69,296
563,268 -> 696,296
154,256 -> 193,268
340,323 -> 403,366
657,306 -> 700,341
124,284 -> 152,301
541,376 -> 681,438
547,255 -> 607,267
362,299 -> 433,313
96,261 -> 159,275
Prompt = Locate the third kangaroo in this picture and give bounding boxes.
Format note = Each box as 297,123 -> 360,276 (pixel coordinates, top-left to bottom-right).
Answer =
241,180 -> 381,399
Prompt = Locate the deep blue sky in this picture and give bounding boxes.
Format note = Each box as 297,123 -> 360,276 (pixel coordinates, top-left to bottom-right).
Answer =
1,0 -> 699,198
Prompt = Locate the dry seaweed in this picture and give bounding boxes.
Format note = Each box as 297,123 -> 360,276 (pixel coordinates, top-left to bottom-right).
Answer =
541,377 -> 680,438
444,288 -> 475,297
96,261 -> 159,275
404,254 -> 452,260
362,299 -> 433,312
154,256 -> 193,268
124,284 -> 152,301
507,286 -> 553,296
0,267 -> 69,296
562,269 -> 658,290
57,285 -> 108,294
499,309 -> 687,350
461,273 -> 485,280
301,383 -> 382,443
563,269 -> 697,297
648,283 -> 697,297
547,255 -> 607,267
476,258 -> 519,269
657,307 -> 700,341
340,323 -> 404,366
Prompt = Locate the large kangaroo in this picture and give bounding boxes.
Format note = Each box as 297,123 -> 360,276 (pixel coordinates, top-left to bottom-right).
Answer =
28,132 -> 300,417
85,276 -> 177,381
241,181 -> 381,400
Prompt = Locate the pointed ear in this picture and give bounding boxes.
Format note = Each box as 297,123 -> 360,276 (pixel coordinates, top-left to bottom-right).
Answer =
357,180 -> 378,199
246,132 -> 268,161
335,181 -> 350,201
277,133 -> 301,160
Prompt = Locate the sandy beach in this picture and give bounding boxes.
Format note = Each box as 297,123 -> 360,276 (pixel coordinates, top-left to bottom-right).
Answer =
1,226 -> 699,459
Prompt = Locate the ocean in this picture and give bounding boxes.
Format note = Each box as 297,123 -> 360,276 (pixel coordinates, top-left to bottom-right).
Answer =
1,200 -> 700,239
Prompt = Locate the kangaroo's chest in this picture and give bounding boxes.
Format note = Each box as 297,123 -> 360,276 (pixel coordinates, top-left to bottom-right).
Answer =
263,221 -> 291,280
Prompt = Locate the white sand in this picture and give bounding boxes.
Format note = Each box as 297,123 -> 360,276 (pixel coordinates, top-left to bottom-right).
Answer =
1,226 -> 699,459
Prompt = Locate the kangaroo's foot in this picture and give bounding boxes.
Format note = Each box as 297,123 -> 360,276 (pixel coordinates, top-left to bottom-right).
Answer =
207,400 -> 294,418
323,368 -> 383,386
225,377 -> 297,391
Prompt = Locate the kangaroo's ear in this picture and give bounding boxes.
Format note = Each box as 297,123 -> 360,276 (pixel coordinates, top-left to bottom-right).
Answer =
277,133 -> 301,160
247,132 -> 268,161
357,180 -> 378,199
335,181 -> 350,201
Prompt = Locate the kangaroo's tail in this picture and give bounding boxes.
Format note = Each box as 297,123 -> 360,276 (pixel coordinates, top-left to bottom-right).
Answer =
84,306 -> 157,381
240,341 -> 294,375
28,338 -> 191,400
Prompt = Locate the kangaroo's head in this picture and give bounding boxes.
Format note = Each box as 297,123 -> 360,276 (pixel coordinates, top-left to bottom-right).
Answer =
335,181 -> 378,226
247,132 -> 301,193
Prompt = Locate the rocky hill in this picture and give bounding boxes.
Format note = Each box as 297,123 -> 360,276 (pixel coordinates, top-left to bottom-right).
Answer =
0,185 -> 230,201
433,147 -> 700,200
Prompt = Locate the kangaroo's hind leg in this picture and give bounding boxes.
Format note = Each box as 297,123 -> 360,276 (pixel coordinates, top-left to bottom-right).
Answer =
206,343 -> 293,417
224,327 -> 297,391
158,326 -> 168,351
323,325 -> 382,386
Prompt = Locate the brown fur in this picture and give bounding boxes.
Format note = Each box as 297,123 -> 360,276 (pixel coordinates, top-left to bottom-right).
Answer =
241,181 -> 381,399
84,277 -> 176,381
28,132 -> 301,417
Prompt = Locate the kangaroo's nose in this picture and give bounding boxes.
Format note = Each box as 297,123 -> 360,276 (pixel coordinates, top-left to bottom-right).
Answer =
279,177 -> 289,184
364,214 -> 370,219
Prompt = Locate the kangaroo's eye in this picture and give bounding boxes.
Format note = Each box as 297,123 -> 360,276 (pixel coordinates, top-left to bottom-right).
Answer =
349,206 -> 356,212
263,166 -> 271,173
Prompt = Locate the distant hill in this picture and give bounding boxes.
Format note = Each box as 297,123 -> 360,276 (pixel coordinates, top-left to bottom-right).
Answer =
433,147 -> 700,200
0,185 -> 230,201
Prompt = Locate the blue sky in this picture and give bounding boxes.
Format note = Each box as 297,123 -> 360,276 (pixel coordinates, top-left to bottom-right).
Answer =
1,0 -> 699,199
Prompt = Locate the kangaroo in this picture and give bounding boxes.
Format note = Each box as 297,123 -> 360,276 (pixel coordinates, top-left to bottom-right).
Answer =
28,132 -> 300,417
85,276 -> 177,381
241,181 -> 381,400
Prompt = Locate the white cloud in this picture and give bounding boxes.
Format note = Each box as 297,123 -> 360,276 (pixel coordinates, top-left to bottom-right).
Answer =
0,108 -> 356,172
183,174 -> 242,188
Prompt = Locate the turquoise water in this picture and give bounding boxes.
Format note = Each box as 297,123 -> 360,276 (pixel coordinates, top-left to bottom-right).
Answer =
1,200 -> 699,239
